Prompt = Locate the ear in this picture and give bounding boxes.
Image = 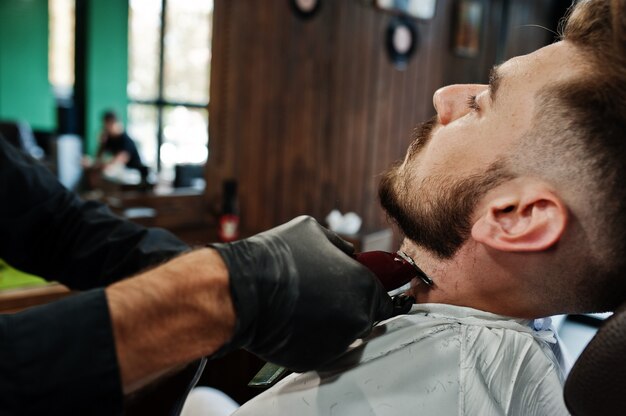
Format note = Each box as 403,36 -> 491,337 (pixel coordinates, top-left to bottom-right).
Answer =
471,183 -> 567,252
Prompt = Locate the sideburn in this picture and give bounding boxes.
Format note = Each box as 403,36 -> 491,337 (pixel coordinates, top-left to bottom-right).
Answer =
407,116 -> 438,161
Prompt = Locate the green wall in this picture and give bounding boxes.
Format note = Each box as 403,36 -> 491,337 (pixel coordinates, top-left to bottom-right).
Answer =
0,0 -> 129,147
80,0 -> 129,156
0,0 -> 56,131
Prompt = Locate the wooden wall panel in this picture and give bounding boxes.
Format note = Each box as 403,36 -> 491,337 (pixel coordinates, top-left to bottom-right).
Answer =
502,0 -> 562,60
207,0 -> 565,235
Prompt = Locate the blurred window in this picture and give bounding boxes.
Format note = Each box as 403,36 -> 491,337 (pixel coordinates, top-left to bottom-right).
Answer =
128,0 -> 213,176
49,0 -> 75,98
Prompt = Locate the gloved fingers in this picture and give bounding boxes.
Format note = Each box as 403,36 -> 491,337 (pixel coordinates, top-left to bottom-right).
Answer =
391,294 -> 415,317
354,290 -> 396,340
277,215 -> 355,255
318,224 -> 355,255
375,291 -> 396,322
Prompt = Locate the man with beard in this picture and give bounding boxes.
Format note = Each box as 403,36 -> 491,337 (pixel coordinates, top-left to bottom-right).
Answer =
228,1 -> 626,415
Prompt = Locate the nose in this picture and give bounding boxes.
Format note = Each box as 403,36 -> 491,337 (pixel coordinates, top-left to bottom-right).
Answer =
433,84 -> 488,125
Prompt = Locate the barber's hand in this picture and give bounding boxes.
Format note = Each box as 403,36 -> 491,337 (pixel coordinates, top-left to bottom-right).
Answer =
211,215 -> 394,372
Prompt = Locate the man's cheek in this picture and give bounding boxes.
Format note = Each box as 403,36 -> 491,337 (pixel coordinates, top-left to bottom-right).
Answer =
417,144 -> 461,178
435,140 -> 491,177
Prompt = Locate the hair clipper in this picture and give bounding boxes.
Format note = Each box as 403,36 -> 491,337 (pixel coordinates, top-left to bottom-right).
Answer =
353,250 -> 433,292
249,250 -> 432,389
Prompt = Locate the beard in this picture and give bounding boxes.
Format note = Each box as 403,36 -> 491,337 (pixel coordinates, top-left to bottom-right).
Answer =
379,118 -> 513,259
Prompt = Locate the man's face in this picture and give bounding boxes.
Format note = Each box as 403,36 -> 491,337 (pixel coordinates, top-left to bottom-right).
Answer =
104,119 -> 119,136
379,41 -> 582,258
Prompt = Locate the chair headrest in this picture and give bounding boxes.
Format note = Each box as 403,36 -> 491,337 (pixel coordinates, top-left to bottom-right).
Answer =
564,302 -> 626,415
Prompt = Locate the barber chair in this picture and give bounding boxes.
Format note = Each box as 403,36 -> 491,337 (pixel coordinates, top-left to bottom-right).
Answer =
564,302 -> 626,415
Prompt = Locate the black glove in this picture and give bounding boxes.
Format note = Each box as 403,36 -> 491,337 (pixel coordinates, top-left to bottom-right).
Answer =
211,215 -> 394,372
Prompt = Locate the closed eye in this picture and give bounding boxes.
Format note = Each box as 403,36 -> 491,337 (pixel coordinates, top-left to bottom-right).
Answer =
467,94 -> 480,111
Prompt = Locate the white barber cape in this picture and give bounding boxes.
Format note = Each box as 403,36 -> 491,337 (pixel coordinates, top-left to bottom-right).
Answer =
234,304 -> 570,416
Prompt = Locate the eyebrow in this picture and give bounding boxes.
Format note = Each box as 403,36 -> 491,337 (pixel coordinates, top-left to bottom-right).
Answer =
488,65 -> 502,103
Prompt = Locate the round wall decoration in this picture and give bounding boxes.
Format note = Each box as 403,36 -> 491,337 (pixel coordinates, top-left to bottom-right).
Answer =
386,16 -> 418,69
290,0 -> 321,19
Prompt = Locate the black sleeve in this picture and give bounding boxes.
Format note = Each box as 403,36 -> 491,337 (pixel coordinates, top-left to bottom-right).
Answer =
120,133 -> 135,154
0,135 -> 189,289
120,133 -> 143,169
0,289 -> 123,415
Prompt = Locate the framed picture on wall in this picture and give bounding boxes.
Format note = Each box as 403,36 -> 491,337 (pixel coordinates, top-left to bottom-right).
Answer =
386,16 -> 418,70
452,0 -> 483,58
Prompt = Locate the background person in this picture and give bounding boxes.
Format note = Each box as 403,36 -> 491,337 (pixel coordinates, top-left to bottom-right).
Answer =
94,110 -> 144,171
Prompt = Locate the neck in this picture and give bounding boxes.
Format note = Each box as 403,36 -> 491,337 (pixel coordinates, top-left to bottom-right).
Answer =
401,239 -> 538,318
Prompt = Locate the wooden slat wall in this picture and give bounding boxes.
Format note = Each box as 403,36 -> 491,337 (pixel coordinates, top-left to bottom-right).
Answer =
502,0 -> 567,60
207,0 -> 560,235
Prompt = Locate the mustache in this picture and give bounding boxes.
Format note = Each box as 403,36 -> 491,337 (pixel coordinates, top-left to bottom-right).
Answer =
407,116 -> 438,160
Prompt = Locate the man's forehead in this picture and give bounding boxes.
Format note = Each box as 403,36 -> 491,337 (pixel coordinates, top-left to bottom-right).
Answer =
495,41 -> 584,96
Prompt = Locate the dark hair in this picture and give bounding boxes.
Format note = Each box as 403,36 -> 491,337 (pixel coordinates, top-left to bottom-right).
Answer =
518,0 -> 626,311
495,0 -> 626,313
560,1 -> 626,263
102,110 -> 118,123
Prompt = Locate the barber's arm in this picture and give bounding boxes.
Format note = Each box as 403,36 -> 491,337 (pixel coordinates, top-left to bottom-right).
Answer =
106,248 -> 234,394
0,216 -> 391,414
0,135 -> 188,289
0,134 -> 394,413
108,216 -> 394,392
0,136 -> 188,414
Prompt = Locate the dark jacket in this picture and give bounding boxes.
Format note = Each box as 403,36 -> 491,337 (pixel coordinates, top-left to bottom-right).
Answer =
0,136 -> 188,415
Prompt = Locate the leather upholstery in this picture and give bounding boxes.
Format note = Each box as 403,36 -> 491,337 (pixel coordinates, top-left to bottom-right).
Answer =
564,303 -> 626,415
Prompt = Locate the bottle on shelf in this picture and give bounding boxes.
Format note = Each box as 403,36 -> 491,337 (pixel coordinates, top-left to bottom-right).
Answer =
218,179 -> 240,242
